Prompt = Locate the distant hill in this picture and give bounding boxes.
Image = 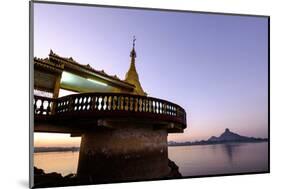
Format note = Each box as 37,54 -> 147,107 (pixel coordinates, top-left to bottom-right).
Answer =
208,128 -> 252,142
34,147 -> 80,153
168,128 -> 268,146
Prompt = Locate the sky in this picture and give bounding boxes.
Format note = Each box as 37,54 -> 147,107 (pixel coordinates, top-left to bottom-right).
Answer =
33,3 -> 268,147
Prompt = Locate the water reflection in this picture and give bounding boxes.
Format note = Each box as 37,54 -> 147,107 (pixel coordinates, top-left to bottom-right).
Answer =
209,143 -> 242,163
168,142 -> 268,176
34,142 -> 268,177
222,143 -> 243,163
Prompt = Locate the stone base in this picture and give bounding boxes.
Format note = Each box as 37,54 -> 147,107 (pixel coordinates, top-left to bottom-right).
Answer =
33,159 -> 182,188
77,125 -> 170,182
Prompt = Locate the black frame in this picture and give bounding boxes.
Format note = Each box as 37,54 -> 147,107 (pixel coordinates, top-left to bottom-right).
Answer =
29,1 -> 270,188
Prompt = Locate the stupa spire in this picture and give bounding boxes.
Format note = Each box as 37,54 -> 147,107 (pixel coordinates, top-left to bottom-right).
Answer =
130,36 -> 137,58
125,36 -> 146,96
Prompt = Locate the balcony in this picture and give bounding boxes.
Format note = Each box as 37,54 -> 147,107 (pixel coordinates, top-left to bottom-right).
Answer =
33,93 -> 187,133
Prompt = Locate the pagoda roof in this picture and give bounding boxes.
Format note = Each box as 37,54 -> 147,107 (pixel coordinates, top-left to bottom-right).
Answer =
34,50 -> 135,90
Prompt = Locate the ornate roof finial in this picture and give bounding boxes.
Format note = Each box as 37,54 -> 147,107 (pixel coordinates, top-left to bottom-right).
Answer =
130,36 -> 137,58
133,35 -> 136,48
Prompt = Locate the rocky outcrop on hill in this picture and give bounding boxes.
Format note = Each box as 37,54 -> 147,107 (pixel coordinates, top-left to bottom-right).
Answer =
208,128 -> 261,142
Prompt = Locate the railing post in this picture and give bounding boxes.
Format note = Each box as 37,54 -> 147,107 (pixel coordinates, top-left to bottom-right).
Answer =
130,97 -> 134,111
39,101 -> 44,115
68,96 -> 73,112
46,101 -> 51,115
51,98 -> 57,115
90,96 -> 96,111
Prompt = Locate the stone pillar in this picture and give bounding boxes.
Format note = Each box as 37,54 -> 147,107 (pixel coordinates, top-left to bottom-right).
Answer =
77,125 -> 170,183
51,74 -> 61,114
53,74 -> 61,98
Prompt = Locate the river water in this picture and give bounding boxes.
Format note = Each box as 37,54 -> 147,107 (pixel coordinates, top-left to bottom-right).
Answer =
34,142 -> 268,177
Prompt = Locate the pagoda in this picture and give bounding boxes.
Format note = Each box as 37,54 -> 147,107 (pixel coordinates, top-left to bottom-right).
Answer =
33,38 -> 187,184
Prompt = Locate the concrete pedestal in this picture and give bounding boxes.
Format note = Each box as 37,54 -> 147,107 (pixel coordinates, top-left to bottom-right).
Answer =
76,125 -> 170,183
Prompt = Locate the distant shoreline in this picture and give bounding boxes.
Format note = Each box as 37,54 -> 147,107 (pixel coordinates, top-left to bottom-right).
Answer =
169,129 -> 268,147
34,147 -> 80,153
34,140 -> 268,153
168,139 -> 268,147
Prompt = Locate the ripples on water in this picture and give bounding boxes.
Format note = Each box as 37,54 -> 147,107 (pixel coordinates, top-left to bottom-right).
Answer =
168,142 -> 268,176
34,142 -> 268,177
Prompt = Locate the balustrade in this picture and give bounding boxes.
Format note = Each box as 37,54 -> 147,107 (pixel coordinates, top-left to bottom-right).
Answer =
34,93 -> 186,127
34,96 -> 55,116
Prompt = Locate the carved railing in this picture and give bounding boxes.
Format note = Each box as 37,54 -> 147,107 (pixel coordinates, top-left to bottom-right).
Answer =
34,96 -> 55,116
34,93 -> 186,127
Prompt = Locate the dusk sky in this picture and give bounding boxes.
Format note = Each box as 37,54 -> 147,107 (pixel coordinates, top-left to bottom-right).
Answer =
34,3 -> 268,147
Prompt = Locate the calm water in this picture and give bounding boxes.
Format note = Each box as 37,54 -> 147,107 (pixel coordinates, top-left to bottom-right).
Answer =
34,142 -> 268,177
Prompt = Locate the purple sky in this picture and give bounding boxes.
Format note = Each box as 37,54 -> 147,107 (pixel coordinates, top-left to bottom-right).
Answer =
34,3 -> 268,144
